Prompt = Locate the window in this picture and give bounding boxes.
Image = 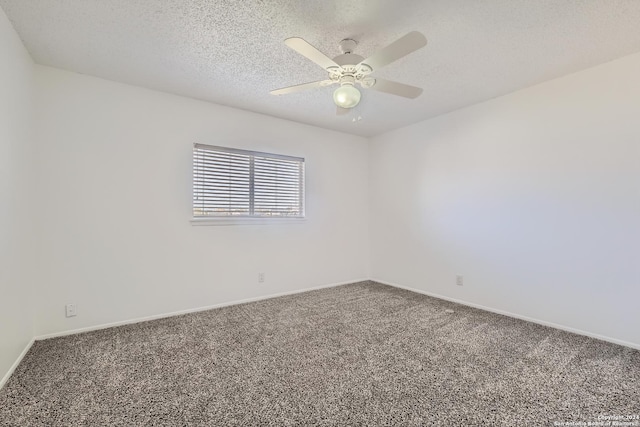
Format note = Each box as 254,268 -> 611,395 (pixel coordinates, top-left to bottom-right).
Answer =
193,144 -> 305,219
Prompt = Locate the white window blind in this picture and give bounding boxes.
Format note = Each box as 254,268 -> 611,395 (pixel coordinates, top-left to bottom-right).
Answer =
193,144 -> 305,218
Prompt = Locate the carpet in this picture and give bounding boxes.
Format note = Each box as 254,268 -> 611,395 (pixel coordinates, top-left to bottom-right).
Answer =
1,281 -> 638,426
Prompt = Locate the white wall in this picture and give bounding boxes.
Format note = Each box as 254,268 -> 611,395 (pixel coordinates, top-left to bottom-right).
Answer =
0,7 -> 35,383
33,66 -> 370,336
370,53 -> 640,346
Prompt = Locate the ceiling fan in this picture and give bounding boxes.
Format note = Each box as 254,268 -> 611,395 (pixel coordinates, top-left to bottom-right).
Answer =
270,31 -> 427,114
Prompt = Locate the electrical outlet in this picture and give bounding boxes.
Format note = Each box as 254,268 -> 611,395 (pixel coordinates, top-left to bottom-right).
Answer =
258,273 -> 265,283
456,275 -> 464,286
65,304 -> 77,317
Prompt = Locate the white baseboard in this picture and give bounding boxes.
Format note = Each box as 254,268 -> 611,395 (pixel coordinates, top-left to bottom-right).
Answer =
36,278 -> 369,341
373,278 -> 640,351
0,338 -> 35,390
14,276 -> 634,391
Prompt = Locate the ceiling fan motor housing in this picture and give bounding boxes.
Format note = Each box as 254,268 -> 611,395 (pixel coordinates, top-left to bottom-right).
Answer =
330,53 -> 373,85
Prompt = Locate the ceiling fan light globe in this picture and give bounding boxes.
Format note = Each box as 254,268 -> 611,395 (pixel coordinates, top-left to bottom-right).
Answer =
333,85 -> 361,109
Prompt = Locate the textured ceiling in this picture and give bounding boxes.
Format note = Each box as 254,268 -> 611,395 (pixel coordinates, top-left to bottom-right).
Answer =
2,0 -> 640,137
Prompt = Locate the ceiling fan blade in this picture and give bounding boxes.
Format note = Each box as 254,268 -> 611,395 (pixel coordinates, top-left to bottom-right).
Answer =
369,78 -> 423,99
336,106 -> 350,115
358,31 -> 427,71
270,80 -> 334,95
285,37 -> 340,70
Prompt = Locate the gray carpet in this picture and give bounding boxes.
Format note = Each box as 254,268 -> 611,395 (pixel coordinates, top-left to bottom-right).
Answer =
1,282 -> 638,426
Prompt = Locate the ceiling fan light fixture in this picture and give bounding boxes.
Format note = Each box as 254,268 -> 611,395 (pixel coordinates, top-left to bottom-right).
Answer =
333,84 -> 361,109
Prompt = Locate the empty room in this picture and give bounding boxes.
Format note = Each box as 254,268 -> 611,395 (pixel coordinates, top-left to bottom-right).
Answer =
1,1 -> 639,425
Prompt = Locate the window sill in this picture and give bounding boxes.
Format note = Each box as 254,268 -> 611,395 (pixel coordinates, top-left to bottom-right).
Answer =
190,217 -> 306,226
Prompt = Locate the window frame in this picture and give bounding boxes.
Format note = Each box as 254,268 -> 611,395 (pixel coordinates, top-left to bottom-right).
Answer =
191,144 -> 306,226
